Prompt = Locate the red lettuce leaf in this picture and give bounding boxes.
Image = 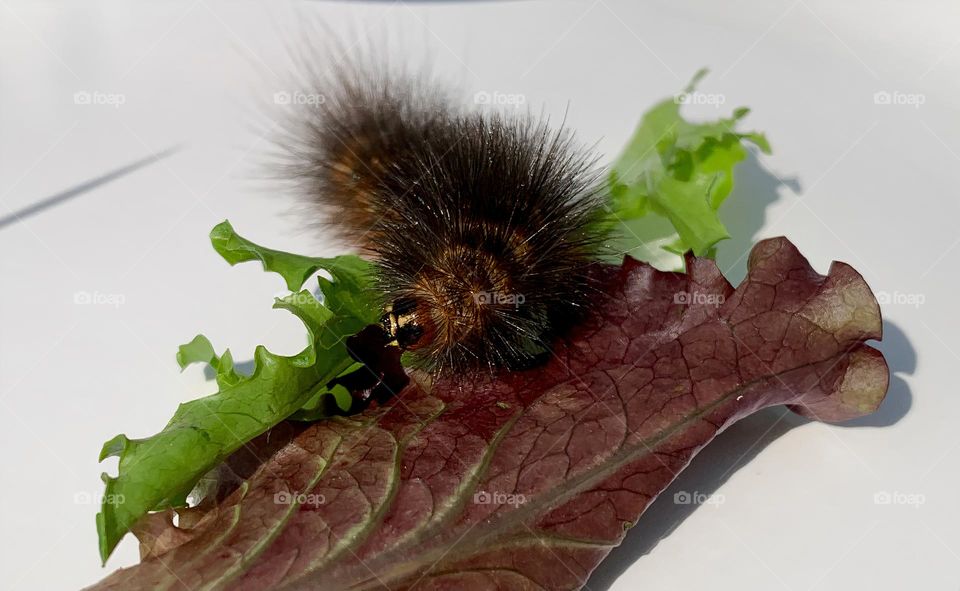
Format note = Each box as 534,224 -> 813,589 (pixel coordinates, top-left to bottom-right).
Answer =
88,237 -> 888,591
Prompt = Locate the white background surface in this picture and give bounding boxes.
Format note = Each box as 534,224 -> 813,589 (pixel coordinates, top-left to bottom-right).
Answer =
0,1 -> 956,589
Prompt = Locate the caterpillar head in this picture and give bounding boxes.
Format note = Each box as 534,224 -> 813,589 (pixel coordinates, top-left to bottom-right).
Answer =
380,297 -> 431,350
377,238 -> 586,372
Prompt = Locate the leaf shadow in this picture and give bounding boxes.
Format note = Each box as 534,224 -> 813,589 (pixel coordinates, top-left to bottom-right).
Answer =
837,320 -> 915,428
585,405 -> 804,591
203,360 -> 256,381
715,151 -> 801,285
587,320 -> 913,590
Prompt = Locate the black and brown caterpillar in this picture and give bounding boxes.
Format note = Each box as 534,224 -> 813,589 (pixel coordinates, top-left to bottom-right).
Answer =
281,63 -> 608,374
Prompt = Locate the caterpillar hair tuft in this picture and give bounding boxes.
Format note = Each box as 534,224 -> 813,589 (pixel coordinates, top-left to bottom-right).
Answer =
280,60 -> 609,373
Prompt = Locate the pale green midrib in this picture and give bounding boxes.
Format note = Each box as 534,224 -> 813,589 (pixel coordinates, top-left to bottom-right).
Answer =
289,429 -> 402,580
415,412 -> 523,537
204,456 -> 331,591
297,403 -> 450,576
347,407 -> 525,591
177,434 -> 343,591
493,530 -> 617,550
417,566 -> 549,590
275,402 -> 450,590
156,497 -> 245,591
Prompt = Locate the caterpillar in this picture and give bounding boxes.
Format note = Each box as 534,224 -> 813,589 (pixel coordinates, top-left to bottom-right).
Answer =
281,63 -> 609,374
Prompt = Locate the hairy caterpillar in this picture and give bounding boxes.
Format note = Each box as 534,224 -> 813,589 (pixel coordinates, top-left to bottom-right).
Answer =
282,63 -> 608,373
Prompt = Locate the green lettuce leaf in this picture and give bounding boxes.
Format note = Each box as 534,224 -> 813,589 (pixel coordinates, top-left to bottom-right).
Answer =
606,69 -> 771,268
96,221 -> 380,564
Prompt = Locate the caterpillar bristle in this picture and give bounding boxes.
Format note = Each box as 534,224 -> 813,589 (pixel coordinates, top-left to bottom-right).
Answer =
281,59 -> 609,374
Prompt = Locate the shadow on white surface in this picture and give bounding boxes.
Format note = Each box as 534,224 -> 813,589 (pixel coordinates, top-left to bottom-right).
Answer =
587,406 -> 803,591
0,146 -> 181,230
588,319 -> 914,589
716,151 -> 801,285
840,321 -> 915,429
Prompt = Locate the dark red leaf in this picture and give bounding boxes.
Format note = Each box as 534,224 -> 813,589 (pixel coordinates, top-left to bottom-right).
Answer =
88,238 -> 888,591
